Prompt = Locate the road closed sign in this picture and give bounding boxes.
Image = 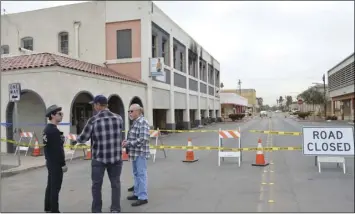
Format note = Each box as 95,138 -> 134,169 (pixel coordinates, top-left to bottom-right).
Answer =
302,127 -> 354,156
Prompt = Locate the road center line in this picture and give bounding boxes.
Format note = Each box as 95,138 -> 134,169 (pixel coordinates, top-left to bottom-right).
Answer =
267,117 -> 275,211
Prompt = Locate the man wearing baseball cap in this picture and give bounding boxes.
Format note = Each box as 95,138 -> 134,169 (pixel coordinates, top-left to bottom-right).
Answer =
43,105 -> 68,213
75,95 -> 124,213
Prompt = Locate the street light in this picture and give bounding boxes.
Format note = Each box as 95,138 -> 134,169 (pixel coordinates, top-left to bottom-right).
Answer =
322,74 -> 327,117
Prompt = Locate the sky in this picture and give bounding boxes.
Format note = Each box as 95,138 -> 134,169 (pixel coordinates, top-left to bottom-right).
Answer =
1,1 -> 354,105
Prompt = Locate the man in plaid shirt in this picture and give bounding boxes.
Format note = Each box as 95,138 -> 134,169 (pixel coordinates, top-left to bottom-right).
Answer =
122,103 -> 150,207
76,95 -> 124,213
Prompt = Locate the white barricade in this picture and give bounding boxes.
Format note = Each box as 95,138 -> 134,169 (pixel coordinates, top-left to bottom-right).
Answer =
218,127 -> 241,167
149,128 -> 167,163
302,126 -> 354,174
14,131 -> 34,156
65,134 -> 88,161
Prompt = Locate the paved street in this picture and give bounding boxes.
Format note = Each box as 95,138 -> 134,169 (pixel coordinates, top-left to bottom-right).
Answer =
1,114 -> 354,212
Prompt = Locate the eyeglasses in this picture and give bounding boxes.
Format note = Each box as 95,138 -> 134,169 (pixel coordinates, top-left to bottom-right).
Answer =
57,112 -> 63,116
128,110 -> 134,113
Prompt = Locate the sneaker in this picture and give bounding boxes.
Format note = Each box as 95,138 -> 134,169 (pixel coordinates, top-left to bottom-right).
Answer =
131,200 -> 148,207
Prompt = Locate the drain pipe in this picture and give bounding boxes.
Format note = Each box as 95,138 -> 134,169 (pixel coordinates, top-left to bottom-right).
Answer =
73,21 -> 81,58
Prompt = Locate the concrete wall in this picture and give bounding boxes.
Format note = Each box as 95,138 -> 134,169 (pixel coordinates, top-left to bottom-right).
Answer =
1,66 -> 146,152
329,84 -> 354,98
152,88 -> 170,109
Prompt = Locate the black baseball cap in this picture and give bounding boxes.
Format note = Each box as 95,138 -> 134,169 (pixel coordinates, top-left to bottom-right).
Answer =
89,95 -> 108,105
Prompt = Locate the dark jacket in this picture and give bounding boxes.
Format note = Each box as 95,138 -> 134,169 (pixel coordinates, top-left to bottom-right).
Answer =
43,123 -> 66,167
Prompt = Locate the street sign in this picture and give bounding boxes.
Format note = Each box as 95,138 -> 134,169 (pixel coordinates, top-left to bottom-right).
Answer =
298,99 -> 303,105
302,126 -> 354,156
9,83 -> 21,102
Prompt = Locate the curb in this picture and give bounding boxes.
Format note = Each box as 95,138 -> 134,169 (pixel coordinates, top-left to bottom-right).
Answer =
1,155 -> 84,178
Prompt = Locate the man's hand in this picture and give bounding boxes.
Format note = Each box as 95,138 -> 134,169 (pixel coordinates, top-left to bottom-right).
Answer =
122,140 -> 128,147
62,165 -> 68,173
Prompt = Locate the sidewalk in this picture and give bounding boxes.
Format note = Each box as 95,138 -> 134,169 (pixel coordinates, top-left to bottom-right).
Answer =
289,115 -> 354,125
1,151 -> 85,178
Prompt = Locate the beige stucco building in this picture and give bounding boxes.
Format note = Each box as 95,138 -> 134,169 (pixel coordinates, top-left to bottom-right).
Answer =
1,1 -> 222,153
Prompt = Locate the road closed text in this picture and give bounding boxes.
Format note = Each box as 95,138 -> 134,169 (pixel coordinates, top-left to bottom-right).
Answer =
307,142 -> 351,152
303,128 -> 354,156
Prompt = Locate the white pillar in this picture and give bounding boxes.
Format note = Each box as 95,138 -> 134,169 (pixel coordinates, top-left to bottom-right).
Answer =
184,47 -> 190,129
166,35 -> 175,130
206,65 -> 209,114
74,22 -> 81,59
196,46 -> 201,125
140,12 -> 153,128
166,109 -> 175,130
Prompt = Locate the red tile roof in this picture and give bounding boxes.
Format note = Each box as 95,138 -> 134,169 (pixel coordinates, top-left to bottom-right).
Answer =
1,52 -> 145,85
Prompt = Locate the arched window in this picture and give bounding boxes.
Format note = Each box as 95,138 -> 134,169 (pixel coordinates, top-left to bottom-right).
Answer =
1,45 -> 9,54
21,37 -> 34,50
58,31 -> 69,54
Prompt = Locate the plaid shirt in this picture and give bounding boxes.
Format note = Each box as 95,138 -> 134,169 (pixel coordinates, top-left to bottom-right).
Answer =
76,109 -> 124,164
127,115 -> 150,161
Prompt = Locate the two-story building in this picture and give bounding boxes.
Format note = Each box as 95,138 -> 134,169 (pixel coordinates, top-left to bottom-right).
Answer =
327,53 -> 354,121
1,1 -> 221,153
220,89 -> 257,113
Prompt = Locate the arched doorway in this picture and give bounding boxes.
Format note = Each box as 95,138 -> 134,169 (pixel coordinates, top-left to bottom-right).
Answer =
5,90 -> 46,153
108,94 -> 125,139
130,96 -> 143,108
70,91 -> 94,135
129,96 -> 144,125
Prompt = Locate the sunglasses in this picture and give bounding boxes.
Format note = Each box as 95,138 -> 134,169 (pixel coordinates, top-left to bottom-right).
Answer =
56,112 -> 63,116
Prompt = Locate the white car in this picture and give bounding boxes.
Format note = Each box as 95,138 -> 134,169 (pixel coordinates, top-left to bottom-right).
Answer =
260,111 -> 268,117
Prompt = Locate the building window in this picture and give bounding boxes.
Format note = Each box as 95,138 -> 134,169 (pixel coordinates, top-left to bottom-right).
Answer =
21,37 -> 33,50
161,38 -> 169,65
180,51 -> 184,72
152,35 -> 157,58
58,32 -> 69,55
173,46 -> 177,68
1,45 -> 9,54
215,70 -> 220,86
116,29 -> 132,59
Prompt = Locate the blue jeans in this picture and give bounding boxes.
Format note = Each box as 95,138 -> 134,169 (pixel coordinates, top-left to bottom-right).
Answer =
91,159 -> 122,212
132,156 -> 148,200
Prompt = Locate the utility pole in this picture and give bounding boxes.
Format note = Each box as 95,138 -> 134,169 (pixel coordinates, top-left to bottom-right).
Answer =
237,79 -> 242,95
323,74 -> 327,117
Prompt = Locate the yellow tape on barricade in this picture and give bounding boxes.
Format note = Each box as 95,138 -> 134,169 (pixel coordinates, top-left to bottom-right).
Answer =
249,130 -> 302,136
0,138 -> 46,148
1,138 -> 302,151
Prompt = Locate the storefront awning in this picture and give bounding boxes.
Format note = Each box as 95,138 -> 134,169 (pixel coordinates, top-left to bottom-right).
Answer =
220,93 -> 248,106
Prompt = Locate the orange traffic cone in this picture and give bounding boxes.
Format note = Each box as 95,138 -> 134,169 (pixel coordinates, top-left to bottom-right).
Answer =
251,138 -> 269,167
32,138 -> 42,157
84,147 -> 92,160
182,138 -> 198,163
122,148 -> 129,161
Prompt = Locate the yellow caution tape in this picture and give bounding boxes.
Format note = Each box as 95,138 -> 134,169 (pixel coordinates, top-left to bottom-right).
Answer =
249,130 -> 302,136
0,138 -> 301,151
0,138 -> 46,147
149,145 -> 302,151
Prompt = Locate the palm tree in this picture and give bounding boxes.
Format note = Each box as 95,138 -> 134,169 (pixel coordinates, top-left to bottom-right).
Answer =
278,96 -> 284,110
286,96 -> 293,111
